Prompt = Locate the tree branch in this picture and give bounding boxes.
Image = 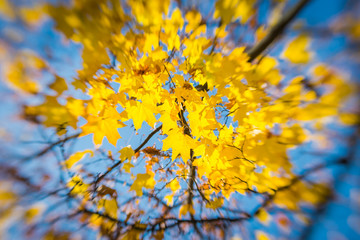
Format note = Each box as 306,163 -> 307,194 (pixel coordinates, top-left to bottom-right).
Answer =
22,133 -> 80,161
95,125 -> 163,184
246,0 -> 311,62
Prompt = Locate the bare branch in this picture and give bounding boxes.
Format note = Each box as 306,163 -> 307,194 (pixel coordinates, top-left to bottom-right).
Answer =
246,0 -> 311,62
95,125 -> 163,184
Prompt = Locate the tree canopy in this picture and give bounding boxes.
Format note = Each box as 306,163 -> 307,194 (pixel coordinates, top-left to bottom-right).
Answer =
0,0 -> 359,239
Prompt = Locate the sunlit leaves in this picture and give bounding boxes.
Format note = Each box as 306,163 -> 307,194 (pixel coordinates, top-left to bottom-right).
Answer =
273,182 -> 330,210
185,10 -> 202,33
129,0 -> 169,26
4,52 -> 45,94
1,0 -> 358,239
25,96 -> 78,134
280,124 -> 306,145
214,0 -> 255,24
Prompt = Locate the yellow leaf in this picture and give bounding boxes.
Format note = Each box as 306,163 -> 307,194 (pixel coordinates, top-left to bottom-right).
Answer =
205,197 -> 224,209
0,0 -> 15,20
164,194 -> 174,206
0,190 -> 16,203
49,76 -> 68,96
294,103 -> 337,121
339,113 -> 359,125
348,20 -> 360,39
89,214 -> 102,229
81,108 -> 126,146
104,199 -> 118,219
280,124 -> 306,145
121,227 -> 144,240
67,175 -> 89,197
127,100 -> 157,130
168,178 -> 181,192
130,173 -> 156,196
283,34 -> 312,64
24,207 -> 41,224
129,0 -> 169,26
66,98 -> 85,118
119,146 -> 135,161
185,10 -> 202,33
162,129 -> 196,161
158,99 -> 179,134
255,25 -> 267,42
6,59 -> 39,94
25,96 -> 77,132
255,231 -> 271,240
313,64 -> 329,77
20,5 -> 44,25
256,209 -> 271,225
64,150 -> 93,169
123,162 -> 134,173
179,203 -> 195,218
215,25 -> 227,38
171,8 -> 184,30
214,0 -> 255,24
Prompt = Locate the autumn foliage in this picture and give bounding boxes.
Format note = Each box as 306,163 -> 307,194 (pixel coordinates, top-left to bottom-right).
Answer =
0,0 -> 359,239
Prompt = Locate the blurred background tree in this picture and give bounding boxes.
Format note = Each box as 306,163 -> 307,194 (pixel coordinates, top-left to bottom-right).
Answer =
0,0 -> 359,239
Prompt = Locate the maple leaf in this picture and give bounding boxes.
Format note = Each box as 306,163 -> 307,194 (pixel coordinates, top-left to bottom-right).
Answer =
49,75 -> 68,96
103,199 -> 118,219
64,150 -> 93,169
283,34 -> 312,64
119,146 -> 135,161
129,172 -> 156,196
127,100 -> 157,130
162,129 -> 196,161
205,197 -> 224,209
179,204 -> 195,218
122,162 -> 134,173
81,107 -> 126,146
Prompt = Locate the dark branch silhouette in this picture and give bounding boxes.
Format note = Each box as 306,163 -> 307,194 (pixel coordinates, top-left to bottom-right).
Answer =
246,0 -> 311,62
